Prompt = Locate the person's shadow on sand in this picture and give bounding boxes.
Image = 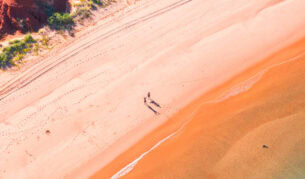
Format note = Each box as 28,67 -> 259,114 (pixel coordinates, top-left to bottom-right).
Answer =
144,92 -> 161,115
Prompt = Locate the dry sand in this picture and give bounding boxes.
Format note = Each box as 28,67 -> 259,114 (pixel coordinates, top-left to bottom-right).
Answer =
0,0 -> 305,178
97,37 -> 305,179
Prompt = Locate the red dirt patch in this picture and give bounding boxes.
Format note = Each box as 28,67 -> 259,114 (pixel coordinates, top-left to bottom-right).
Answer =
0,0 -> 69,39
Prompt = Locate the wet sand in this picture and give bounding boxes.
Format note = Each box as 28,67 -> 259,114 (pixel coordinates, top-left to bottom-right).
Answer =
93,38 -> 305,178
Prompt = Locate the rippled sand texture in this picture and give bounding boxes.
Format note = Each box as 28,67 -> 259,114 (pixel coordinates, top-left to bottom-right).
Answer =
94,38 -> 305,178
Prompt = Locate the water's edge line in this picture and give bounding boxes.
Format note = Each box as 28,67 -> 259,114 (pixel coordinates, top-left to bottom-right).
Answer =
111,52 -> 305,178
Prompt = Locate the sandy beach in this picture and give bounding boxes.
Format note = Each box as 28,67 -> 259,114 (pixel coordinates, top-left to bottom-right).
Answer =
0,0 -> 305,178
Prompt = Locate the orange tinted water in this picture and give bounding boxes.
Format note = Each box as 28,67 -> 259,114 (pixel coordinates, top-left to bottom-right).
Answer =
92,38 -> 305,179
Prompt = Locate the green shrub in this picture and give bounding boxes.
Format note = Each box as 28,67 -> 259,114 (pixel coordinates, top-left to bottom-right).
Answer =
91,0 -> 103,6
0,34 -> 37,68
0,53 -> 9,66
9,39 -> 22,45
24,34 -> 36,43
48,13 -> 74,30
74,7 -> 91,20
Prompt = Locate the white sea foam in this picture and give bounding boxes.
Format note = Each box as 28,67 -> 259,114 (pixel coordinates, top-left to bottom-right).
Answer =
210,52 -> 305,104
111,131 -> 177,179
212,70 -> 266,103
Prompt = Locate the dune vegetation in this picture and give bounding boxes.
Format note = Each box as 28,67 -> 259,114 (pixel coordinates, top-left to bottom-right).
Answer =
0,34 -> 37,68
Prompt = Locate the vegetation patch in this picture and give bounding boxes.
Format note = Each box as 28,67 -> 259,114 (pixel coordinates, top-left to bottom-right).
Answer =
0,34 -> 36,68
47,0 -> 114,30
0,33 -> 51,69
48,13 -> 74,30
72,0 -> 114,21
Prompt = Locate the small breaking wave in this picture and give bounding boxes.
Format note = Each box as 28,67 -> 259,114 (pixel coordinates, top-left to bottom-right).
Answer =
111,131 -> 177,179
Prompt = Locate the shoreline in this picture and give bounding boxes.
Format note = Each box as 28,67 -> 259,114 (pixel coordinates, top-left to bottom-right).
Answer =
121,40 -> 305,178
92,36 -> 305,179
